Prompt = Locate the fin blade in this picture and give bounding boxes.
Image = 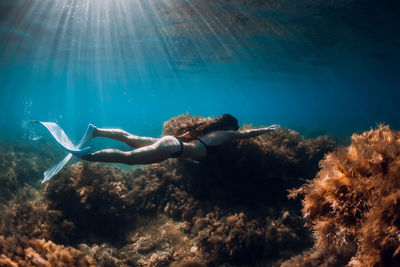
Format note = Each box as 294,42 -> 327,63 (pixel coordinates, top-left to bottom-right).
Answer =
42,153 -> 73,183
35,122 -> 94,183
34,121 -> 77,151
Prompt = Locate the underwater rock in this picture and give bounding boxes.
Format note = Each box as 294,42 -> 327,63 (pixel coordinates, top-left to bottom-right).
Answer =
43,162 -> 161,243
37,114 -> 335,265
164,114 -> 335,208
0,185 -> 75,245
170,260 -> 206,267
42,161 -> 188,243
0,235 -> 96,267
80,215 -> 201,267
286,125 -> 400,266
192,210 -> 312,266
0,200 -> 73,243
0,114 -> 334,266
193,212 -> 265,264
0,141 -> 60,203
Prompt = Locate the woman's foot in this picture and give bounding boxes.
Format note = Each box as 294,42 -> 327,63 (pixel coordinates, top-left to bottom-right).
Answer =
69,147 -> 93,157
79,123 -> 98,146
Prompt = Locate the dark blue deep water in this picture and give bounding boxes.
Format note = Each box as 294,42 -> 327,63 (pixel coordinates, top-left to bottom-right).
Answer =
1,0 -> 399,141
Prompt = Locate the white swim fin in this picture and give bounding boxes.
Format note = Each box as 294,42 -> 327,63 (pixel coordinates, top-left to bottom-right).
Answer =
32,121 -> 91,153
32,121 -> 96,183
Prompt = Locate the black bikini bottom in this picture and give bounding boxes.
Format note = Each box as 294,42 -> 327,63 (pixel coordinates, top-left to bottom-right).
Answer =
170,137 -> 184,158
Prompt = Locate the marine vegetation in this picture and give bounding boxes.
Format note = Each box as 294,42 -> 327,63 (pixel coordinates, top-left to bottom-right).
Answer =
0,114 -> 335,266
0,140 -> 61,203
285,125 -> 400,266
0,235 -> 95,267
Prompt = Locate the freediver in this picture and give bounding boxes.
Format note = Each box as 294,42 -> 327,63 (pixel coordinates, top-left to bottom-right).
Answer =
33,114 -> 278,180
76,114 -> 277,164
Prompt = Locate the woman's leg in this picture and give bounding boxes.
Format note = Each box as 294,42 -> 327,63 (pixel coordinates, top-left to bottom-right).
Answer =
93,128 -> 159,148
82,149 -> 136,164
81,136 -> 180,165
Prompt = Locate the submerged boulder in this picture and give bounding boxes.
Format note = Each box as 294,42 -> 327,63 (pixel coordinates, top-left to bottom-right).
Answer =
0,114 -> 336,266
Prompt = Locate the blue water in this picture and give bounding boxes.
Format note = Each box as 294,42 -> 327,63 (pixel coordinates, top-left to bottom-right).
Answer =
0,0 -> 399,141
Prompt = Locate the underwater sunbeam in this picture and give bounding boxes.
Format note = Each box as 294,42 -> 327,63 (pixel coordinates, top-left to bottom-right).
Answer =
1,0 -> 400,266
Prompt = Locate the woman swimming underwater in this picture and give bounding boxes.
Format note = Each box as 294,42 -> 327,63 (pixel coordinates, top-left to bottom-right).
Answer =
80,114 -> 277,165
35,114 -> 278,166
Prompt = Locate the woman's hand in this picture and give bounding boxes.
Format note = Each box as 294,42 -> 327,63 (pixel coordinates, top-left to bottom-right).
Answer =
232,125 -> 279,139
261,124 -> 279,132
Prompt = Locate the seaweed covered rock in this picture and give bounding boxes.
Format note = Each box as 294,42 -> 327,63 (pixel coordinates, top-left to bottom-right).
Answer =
43,163 -> 170,243
286,125 -> 400,266
0,200 -> 72,242
0,140 -> 60,203
163,114 -> 335,208
0,235 -> 95,267
162,114 -> 335,264
193,212 -> 265,264
20,113 -> 335,266
192,210 -> 312,266
170,261 -> 206,267
79,215 -> 201,267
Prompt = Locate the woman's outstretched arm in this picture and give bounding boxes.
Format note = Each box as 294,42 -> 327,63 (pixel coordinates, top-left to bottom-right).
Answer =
201,125 -> 279,146
229,125 -> 279,139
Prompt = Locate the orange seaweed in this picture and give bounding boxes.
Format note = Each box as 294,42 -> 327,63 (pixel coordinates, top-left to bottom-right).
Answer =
288,125 -> 400,266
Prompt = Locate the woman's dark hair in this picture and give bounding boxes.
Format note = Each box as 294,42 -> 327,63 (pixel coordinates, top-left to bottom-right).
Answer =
178,114 -> 239,140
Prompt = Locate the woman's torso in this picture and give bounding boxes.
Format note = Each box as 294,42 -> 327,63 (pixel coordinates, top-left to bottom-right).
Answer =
179,130 -> 231,158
